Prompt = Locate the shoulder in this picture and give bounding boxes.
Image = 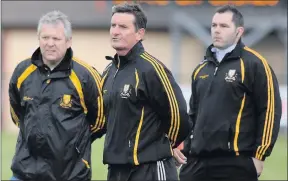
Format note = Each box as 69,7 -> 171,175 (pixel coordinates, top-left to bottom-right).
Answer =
191,59 -> 209,80
241,46 -> 271,69
138,51 -> 172,75
13,57 -> 36,77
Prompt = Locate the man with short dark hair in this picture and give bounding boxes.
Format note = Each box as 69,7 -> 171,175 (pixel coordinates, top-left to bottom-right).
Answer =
101,2 -> 191,181
174,5 -> 282,181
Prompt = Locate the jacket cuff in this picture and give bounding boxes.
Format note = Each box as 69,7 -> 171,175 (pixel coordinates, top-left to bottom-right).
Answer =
254,151 -> 267,161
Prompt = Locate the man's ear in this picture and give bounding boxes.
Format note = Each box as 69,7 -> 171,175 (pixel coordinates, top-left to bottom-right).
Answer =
67,37 -> 72,48
136,28 -> 145,41
236,27 -> 244,38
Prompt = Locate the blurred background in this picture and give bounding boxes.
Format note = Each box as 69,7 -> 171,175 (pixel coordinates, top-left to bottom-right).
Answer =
1,0 -> 287,180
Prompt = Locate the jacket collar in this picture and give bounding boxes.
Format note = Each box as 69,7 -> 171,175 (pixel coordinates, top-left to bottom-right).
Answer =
105,41 -> 145,68
31,47 -> 73,72
205,39 -> 245,62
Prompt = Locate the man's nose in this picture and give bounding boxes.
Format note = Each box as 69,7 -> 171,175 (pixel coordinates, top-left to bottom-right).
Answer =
111,27 -> 120,35
47,38 -> 55,46
214,26 -> 220,34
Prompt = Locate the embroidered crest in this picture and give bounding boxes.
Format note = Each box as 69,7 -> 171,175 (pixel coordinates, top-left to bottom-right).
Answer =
120,84 -> 132,98
225,69 -> 237,82
60,94 -> 72,108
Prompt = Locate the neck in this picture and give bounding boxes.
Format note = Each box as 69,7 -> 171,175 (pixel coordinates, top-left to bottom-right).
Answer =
116,49 -> 130,56
216,37 -> 239,50
116,41 -> 139,56
217,43 -> 236,51
43,59 -> 62,71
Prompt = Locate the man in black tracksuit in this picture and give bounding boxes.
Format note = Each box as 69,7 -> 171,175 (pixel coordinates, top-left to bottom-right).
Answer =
177,5 -> 282,181
9,11 -> 105,181
101,2 -> 191,181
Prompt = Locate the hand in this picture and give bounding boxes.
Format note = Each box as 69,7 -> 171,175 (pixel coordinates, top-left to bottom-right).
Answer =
252,157 -> 264,177
173,148 -> 187,168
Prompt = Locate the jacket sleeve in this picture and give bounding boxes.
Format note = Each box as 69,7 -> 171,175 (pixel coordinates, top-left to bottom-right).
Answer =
252,60 -> 282,161
9,65 -> 23,127
182,70 -> 198,156
145,66 -> 191,148
83,67 -> 106,142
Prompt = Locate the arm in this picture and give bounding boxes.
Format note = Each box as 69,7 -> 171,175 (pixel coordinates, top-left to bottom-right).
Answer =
252,61 -> 282,161
9,66 -> 23,127
182,71 -> 198,156
145,66 -> 191,148
83,67 -> 106,142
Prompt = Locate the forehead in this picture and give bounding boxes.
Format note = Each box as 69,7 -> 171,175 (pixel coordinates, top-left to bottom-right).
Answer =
212,12 -> 234,24
40,22 -> 65,35
111,13 -> 135,24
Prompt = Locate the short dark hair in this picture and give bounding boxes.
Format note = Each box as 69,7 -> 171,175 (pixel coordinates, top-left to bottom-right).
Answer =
112,2 -> 147,31
216,5 -> 244,27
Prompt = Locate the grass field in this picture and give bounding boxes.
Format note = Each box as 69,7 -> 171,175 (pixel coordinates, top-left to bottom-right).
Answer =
1,131 -> 287,180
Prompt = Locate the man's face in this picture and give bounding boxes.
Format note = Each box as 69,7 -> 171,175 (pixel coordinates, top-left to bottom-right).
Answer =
110,13 -> 143,53
39,22 -> 71,65
211,12 -> 239,49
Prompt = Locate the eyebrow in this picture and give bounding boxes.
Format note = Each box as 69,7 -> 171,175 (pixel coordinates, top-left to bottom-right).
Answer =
212,22 -> 230,26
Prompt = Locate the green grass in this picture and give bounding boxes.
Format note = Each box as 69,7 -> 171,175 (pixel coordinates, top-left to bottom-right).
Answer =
1,132 -> 287,180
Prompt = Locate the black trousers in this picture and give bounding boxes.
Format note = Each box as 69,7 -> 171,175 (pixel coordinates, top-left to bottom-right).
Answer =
179,155 -> 258,181
107,158 -> 178,181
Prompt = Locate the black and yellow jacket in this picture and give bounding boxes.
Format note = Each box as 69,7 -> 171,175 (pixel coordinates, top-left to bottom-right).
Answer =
183,40 -> 282,161
9,47 -> 105,181
101,41 -> 191,165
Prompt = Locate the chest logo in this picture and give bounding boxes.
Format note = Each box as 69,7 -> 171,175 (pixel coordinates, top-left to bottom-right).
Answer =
199,74 -> 209,79
120,84 -> 132,99
225,69 -> 237,82
60,94 -> 72,108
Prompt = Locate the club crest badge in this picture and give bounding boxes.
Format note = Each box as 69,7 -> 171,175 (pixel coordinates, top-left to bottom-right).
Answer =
120,84 -> 132,98
225,69 -> 237,82
60,94 -> 72,108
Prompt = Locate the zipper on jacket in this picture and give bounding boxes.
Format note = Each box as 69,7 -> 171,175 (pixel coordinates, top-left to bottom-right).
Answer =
228,141 -> 231,150
114,69 -> 119,78
204,60 -> 218,95
211,57 -> 236,77
75,122 -> 86,156
117,171 -> 121,181
214,66 -> 219,76
228,125 -> 233,151
206,59 -> 219,76
109,66 -> 119,112
114,56 -> 120,78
